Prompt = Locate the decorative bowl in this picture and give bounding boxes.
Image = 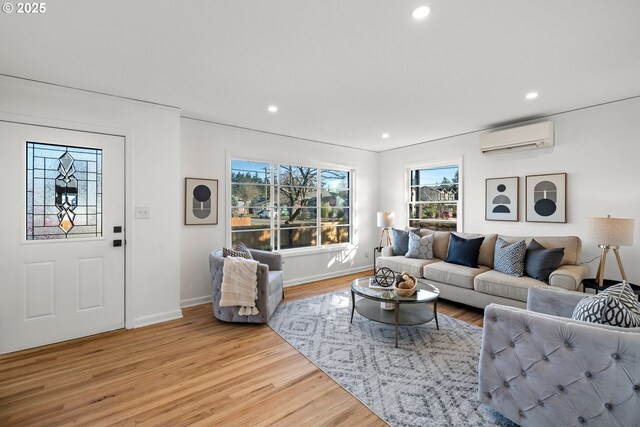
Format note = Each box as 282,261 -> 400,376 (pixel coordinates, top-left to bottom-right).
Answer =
394,272 -> 417,297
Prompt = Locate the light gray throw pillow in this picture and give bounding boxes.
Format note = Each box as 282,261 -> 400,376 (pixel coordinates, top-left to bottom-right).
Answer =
405,232 -> 434,259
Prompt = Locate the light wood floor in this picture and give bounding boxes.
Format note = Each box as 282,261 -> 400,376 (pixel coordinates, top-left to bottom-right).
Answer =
0,271 -> 484,426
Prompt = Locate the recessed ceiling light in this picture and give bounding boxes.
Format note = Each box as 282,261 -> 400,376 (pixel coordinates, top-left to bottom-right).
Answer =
525,92 -> 539,100
267,105 -> 278,113
381,133 -> 390,139
412,5 -> 431,20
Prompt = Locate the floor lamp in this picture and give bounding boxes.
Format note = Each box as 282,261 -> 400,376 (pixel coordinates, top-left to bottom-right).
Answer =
586,215 -> 635,286
377,211 -> 395,249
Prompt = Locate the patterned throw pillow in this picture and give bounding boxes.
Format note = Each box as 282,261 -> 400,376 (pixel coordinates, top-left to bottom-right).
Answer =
405,232 -> 434,259
223,242 -> 253,259
571,283 -> 640,327
493,238 -> 527,277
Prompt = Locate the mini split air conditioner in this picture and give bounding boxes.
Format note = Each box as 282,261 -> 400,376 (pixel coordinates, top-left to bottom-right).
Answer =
480,121 -> 554,154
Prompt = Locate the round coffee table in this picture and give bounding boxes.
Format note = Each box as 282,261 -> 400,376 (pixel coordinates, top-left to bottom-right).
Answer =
350,277 -> 440,348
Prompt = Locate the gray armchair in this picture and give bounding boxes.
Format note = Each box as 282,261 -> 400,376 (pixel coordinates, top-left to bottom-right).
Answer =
478,286 -> 640,427
209,249 -> 284,323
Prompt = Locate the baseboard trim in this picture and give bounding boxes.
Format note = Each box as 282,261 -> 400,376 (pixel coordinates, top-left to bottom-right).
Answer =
181,295 -> 212,308
283,265 -> 373,287
133,309 -> 183,328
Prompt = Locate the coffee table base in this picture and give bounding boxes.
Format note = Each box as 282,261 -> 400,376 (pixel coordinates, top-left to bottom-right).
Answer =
351,296 -> 439,348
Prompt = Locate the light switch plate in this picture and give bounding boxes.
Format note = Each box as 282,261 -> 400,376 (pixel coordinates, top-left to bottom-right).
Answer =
135,207 -> 151,219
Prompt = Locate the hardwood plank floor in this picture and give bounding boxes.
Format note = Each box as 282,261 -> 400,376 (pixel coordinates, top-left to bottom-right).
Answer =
0,271 -> 484,426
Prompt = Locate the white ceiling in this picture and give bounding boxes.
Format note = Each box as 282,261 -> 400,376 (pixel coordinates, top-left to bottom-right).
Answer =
1,1 -> 639,152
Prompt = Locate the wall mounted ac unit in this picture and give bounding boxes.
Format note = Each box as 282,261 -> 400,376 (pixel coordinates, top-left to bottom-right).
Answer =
480,121 -> 554,154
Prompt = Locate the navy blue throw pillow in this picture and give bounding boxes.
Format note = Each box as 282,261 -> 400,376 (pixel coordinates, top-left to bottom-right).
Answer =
524,239 -> 564,281
445,233 -> 485,268
391,228 -> 418,256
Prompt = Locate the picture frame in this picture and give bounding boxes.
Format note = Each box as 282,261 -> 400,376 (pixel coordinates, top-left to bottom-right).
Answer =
525,173 -> 567,223
185,178 -> 218,225
485,176 -> 519,221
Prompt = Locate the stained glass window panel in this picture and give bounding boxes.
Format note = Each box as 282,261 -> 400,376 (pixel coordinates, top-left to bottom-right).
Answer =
26,142 -> 103,240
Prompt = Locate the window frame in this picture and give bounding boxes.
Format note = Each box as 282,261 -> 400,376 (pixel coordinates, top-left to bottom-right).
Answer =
405,158 -> 463,232
228,157 -> 353,253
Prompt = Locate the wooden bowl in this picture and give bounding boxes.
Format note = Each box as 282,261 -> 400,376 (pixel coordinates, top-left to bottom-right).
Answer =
394,273 -> 417,297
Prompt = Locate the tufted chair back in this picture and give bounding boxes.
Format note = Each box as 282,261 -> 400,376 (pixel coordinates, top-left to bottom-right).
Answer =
478,286 -> 640,426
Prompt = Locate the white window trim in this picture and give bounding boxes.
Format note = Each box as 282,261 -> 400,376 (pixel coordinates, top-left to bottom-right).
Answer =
404,156 -> 463,232
226,153 -> 355,252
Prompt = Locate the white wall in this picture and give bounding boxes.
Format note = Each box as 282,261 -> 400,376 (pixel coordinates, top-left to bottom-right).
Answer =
378,97 -> 640,284
180,118 -> 378,307
0,76 -> 183,327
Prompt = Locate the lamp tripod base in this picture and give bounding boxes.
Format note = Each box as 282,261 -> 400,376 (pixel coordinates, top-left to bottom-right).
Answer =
595,245 -> 627,287
378,227 -> 392,249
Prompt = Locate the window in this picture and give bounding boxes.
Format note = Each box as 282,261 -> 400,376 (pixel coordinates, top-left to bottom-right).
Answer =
408,164 -> 459,232
26,142 -> 102,240
231,160 -> 351,251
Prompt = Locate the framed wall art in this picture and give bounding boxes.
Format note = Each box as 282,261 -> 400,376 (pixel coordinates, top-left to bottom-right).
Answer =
185,178 -> 218,225
525,173 -> 566,223
485,176 -> 519,221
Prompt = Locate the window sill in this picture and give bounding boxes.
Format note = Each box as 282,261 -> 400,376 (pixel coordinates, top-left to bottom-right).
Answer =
276,243 -> 355,258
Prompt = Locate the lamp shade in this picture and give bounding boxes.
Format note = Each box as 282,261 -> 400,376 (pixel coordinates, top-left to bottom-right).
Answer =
377,211 -> 395,228
586,216 -> 635,246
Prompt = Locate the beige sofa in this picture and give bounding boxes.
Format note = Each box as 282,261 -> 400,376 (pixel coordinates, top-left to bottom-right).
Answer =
377,231 -> 590,309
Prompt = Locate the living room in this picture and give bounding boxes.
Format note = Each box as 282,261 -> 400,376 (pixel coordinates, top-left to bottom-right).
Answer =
1,2 -> 639,426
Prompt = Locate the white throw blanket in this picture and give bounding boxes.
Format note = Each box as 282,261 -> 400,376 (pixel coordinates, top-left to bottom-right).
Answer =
220,256 -> 260,315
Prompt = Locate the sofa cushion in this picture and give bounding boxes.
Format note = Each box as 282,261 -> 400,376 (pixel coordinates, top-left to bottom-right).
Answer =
524,239 -> 564,281
420,230 -> 451,260
406,232 -> 434,259
499,235 -> 581,266
474,270 -> 546,302
571,283 -> 640,327
446,233 -> 485,268
454,232 -> 497,268
493,237 -> 526,277
376,256 -> 440,278
424,262 -> 490,289
391,228 -> 418,256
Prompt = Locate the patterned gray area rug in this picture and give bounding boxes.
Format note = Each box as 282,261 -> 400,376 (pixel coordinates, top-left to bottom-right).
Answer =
269,290 -> 519,427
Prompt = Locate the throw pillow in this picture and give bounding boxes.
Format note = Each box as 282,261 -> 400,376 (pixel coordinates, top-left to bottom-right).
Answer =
571,283 -> 640,327
445,233 -> 485,268
392,228 -> 418,256
493,238 -> 527,277
405,232 -> 434,259
223,242 -> 253,259
524,239 -> 564,281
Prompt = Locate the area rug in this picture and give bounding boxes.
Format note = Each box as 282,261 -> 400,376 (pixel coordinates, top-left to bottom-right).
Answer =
268,290 -> 518,427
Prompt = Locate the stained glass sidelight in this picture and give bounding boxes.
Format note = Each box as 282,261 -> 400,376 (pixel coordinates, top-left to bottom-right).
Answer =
26,142 -> 102,240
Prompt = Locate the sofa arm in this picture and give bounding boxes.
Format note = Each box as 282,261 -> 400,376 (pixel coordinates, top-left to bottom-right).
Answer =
249,249 -> 282,271
527,286 -> 587,318
381,246 -> 394,257
479,304 -> 640,427
549,264 -> 590,291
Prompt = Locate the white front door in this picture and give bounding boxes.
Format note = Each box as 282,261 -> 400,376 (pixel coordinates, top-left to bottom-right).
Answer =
0,122 -> 125,354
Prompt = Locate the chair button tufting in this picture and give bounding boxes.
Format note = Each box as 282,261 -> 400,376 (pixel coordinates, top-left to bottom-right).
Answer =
493,316 -> 498,322
605,403 -> 612,410
486,392 -> 492,399
557,385 -> 564,391
509,341 -> 515,347
504,381 -> 510,388
490,352 -> 495,359
521,370 -> 526,377
585,371 -> 592,378
564,341 -> 571,348
519,410 -> 525,417
634,384 -> 640,391
538,400 -> 544,407
542,355 -> 548,361
578,416 -> 585,424
612,353 -> 620,360
525,326 -> 531,333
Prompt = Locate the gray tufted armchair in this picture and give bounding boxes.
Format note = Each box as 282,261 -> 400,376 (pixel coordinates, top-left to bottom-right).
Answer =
209,249 -> 284,323
478,286 -> 640,427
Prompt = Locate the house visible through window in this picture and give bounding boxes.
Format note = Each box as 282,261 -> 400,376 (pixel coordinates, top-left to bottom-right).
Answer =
231,160 -> 351,250
408,164 -> 459,232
